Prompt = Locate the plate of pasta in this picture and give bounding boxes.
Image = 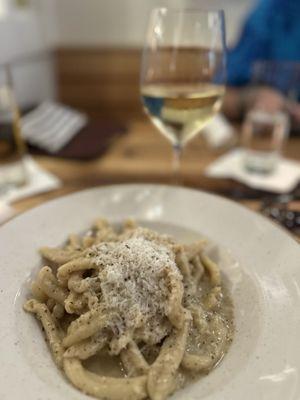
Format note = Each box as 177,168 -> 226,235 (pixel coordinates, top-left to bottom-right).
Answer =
0,184 -> 300,400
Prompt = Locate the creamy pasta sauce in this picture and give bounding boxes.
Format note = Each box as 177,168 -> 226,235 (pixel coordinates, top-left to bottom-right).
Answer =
84,275 -> 234,388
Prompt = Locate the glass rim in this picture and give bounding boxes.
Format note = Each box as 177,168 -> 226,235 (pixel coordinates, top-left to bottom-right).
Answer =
150,7 -> 225,16
246,109 -> 290,124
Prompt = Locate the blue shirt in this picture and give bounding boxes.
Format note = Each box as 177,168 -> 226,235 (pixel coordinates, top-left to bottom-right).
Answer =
227,0 -> 300,95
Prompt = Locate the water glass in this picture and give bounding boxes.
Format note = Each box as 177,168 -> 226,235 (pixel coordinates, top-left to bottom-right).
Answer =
242,109 -> 289,174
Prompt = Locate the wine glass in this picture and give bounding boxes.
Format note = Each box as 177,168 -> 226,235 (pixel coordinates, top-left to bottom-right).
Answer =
140,8 -> 226,182
0,65 -> 27,193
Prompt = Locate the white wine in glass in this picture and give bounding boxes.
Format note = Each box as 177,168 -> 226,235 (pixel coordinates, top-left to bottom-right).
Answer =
140,8 -> 226,181
141,83 -> 225,145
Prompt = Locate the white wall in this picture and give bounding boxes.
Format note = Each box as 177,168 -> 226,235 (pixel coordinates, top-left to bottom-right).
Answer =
53,0 -> 256,47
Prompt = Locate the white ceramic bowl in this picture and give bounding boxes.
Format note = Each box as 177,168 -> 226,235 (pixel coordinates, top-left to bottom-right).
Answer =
0,184 -> 299,400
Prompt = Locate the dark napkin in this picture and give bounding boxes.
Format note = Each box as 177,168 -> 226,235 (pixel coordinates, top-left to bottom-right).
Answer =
28,118 -> 127,160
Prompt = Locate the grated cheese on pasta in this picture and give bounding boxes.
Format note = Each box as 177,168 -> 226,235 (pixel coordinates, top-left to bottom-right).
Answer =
93,236 -> 182,345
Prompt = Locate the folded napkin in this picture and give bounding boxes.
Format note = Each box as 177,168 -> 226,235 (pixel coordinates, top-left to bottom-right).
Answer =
21,101 -> 88,153
203,114 -> 236,148
206,148 -> 300,193
0,156 -> 61,204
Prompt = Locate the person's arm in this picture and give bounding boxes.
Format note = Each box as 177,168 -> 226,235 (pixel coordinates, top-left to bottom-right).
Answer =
223,86 -> 285,119
222,87 -> 244,120
223,86 -> 300,125
226,1 -> 271,87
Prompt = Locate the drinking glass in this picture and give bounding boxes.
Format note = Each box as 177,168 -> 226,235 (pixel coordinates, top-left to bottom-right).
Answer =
251,60 -> 300,132
0,65 -> 27,193
242,109 -> 289,174
140,8 -> 226,181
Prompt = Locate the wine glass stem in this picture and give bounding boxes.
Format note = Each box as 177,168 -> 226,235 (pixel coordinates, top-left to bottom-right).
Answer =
172,144 -> 183,185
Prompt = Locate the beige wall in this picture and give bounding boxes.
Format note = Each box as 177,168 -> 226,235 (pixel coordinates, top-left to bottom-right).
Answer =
52,0 -> 255,48
0,0 -> 256,106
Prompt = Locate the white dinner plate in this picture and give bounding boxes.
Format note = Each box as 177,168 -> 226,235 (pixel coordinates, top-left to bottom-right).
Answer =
0,184 -> 300,400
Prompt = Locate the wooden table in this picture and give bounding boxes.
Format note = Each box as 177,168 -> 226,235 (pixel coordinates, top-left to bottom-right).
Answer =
13,119 -> 300,220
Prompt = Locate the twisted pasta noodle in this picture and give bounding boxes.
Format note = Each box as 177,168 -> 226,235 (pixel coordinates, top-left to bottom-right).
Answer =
191,255 -> 205,284
165,269 -> 185,329
123,218 -> 138,231
200,254 -> 221,286
65,290 -> 87,314
120,341 -> 149,376
147,313 -> 190,400
31,281 -> 47,302
40,246 -> 82,265
67,273 -> 101,311
64,358 -> 148,400
68,272 -> 87,293
63,308 -> 106,347
183,240 -> 206,260
189,304 -> 209,333
64,334 -> 107,360
67,234 -> 82,250
82,236 -> 96,248
66,307 -> 102,335
38,266 -> 68,305
94,218 -> 110,230
24,299 -> 64,367
57,257 -> 97,286
174,246 -> 191,280
109,333 -> 133,355
181,353 -> 213,372
94,218 -> 119,242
